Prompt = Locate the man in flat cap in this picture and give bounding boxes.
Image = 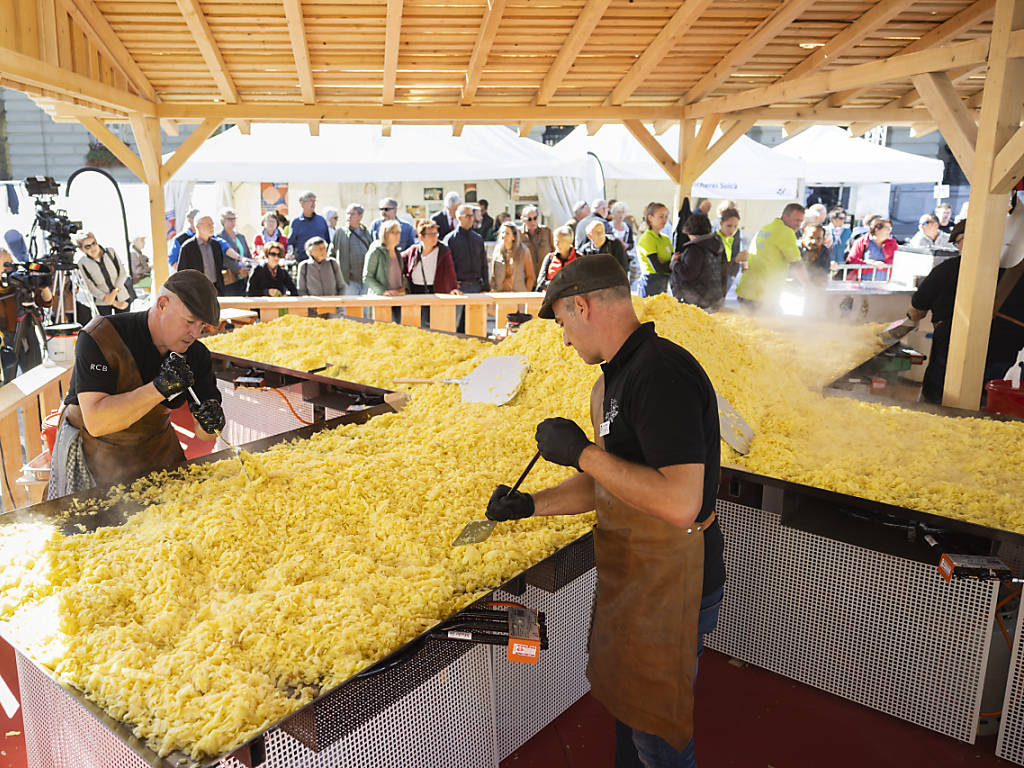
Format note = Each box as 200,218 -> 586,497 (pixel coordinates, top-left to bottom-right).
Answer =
48,269 -> 225,497
485,253 -> 725,768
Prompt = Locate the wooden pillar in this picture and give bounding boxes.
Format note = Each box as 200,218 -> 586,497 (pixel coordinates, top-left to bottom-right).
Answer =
943,0 -> 1024,409
130,114 -> 168,291
674,118 -> 697,212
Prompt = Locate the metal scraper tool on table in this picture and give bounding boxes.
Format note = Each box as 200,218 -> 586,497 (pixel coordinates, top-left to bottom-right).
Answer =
877,317 -> 916,345
716,393 -> 754,455
453,451 -> 541,547
393,355 -> 530,406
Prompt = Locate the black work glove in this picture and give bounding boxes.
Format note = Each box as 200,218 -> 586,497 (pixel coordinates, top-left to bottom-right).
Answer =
485,484 -> 535,521
153,354 -> 194,399
190,398 -> 225,435
536,417 -> 593,470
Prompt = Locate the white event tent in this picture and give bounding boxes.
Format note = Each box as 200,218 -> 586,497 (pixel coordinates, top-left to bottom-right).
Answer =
554,124 -> 804,201
774,126 -> 944,185
163,124 -> 591,232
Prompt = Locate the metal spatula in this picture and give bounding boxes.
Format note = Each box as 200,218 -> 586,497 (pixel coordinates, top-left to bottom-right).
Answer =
716,393 -> 754,455
394,355 -> 530,406
878,317 -> 916,345
453,451 -> 541,547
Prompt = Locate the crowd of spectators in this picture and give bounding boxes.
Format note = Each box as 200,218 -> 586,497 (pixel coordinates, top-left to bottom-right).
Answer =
154,187 -> 975,323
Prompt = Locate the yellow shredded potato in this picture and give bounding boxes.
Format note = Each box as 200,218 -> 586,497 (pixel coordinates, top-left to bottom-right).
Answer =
0,296 -> 1021,761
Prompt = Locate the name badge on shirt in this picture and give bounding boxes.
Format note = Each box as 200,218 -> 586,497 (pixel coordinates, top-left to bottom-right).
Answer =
599,420 -> 610,437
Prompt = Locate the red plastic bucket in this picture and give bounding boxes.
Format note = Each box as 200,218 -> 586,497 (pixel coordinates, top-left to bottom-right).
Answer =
985,380 -> 1024,419
41,409 -> 61,457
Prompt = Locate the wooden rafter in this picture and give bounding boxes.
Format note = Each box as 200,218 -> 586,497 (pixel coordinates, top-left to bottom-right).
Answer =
992,126 -> 1024,191
586,121 -> 603,136
451,122 -> 465,137
681,114 -> 721,180
308,120 -> 320,136
684,38 -> 991,119
534,0 -> 613,106
382,0 -> 404,105
236,120 -> 251,135
518,123 -> 534,138
2,46 -> 152,114
623,120 -> 679,181
57,0 -> 157,100
381,120 -> 392,137
784,0 -> 916,84
78,117 -> 145,180
909,123 -> 938,137
911,72 -> 979,179
688,118 -> 755,180
826,0 -> 996,108
156,103 -> 683,121
283,0 -> 315,104
846,122 -> 877,137
161,117 -> 222,183
160,119 -> 179,136
606,0 -> 715,106
681,0 -> 817,104
175,0 -> 239,103
461,0 -> 507,105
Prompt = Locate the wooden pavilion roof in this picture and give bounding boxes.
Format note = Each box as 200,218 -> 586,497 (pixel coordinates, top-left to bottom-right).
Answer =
0,0 -> 1010,133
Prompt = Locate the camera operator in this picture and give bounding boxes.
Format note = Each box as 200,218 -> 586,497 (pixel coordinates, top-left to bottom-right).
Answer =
75,232 -> 131,316
0,248 -> 54,312
0,247 -> 56,376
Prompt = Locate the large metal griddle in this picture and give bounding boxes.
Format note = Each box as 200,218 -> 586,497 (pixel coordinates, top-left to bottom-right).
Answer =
0,404 -> 591,768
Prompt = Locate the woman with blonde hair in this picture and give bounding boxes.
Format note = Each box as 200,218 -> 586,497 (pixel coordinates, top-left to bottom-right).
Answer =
636,202 -> 673,296
491,221 -> 536,292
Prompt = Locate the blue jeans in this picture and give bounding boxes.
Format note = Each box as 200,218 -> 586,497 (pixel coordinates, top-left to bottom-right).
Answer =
614,587 -> 724,768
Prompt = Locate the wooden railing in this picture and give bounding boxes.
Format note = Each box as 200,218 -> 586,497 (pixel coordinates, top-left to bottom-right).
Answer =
217,293 -> 546,337
0,362 -> 73,511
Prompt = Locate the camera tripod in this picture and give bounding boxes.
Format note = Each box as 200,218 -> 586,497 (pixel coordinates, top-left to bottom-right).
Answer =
2,301 -> 46,383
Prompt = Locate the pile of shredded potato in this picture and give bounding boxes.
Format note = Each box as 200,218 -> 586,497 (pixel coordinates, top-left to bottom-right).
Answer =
1,296 -> 1022,760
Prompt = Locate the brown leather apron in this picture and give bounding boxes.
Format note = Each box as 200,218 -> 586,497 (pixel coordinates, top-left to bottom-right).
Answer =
586,375 -> 713,752
64,316 -> 186,485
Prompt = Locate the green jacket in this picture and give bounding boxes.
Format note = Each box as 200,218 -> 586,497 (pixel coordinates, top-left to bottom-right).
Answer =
362,240 -> 396,295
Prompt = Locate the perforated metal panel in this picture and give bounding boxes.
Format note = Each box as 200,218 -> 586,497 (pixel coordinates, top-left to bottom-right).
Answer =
260,645 -> 497,767
709,499 -> 997,744
18,653 -> 153,768
217,380 -> 314,445
997,600 -> 1024,765
491,569 -> 597,760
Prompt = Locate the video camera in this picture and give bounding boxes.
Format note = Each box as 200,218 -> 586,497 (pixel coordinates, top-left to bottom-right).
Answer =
24,176 -> 80,269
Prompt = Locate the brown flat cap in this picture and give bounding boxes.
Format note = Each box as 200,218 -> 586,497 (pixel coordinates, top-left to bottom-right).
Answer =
164,269 -> 220,326
538,253 -> 629,319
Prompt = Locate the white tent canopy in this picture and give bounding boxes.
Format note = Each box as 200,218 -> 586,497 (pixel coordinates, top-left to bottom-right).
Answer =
554,124 -> 803,201
774,125 -> 944,185
165,123 -> 583,183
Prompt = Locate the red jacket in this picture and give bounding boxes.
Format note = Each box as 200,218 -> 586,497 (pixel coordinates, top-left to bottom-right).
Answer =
401,243 -> 458,293
845,235 -> 898,280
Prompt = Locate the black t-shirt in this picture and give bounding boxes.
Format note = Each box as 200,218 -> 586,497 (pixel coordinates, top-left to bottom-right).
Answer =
912,256 -> 1024,363
65,310 -> 221,409
599,322 -> 725,596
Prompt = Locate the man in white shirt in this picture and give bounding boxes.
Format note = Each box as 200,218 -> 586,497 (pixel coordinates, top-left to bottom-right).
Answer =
908,213 -> 951,252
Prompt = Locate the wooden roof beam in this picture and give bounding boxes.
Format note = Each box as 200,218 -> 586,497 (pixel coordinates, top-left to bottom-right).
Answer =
681,0 -> 818,104
452,122 -> 465,137
623,120 -> 680,181
684,38 -> 990,118
681,114 -> 721,180
826,0 -> 995,109
992,126 -> 1024,192
236,120 -> 251,135
382,120 -> 392,137
688,117 -> 755,179
606,0 -> 715,106
57,0 -> 157,100
783,0 -> 917,84
911,72 -> 979,180
847,122 -> 878,137
383,0 -> 404,105
175,0 -> 239,103
534,0 -> 613,106
283,0 -> 315,104
79,117 -> 145,180
2,46 -> 154,114
461,0 -> 507,105
161,116 -> 221,183
910,123 -> 938,137
518,123 -> 534,138
160,119 -> 179,136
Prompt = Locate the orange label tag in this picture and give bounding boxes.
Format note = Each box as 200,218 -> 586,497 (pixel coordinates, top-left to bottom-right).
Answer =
938,553 -> 954,583
507,639 -> 541,664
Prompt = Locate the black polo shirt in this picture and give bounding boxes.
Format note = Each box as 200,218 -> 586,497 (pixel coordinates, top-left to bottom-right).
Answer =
65,310 -> 220,409
600,322 -> 725,596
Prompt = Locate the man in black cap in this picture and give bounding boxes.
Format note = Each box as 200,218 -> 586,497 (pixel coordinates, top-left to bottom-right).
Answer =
485,253 -> 725,768
48,269 -> 226,497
